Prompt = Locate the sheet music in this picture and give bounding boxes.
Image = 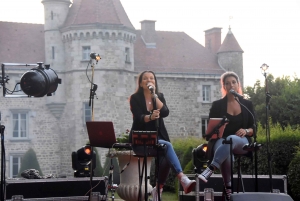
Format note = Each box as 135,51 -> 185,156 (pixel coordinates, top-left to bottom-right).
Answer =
206,118 -> 227,139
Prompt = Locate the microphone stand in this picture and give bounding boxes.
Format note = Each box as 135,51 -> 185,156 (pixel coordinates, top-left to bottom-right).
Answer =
151,90 -> 161,201
88,58 -> 98,201
233,97 -> 260,192
262,70 -> 273,192
0,113 -> 5,201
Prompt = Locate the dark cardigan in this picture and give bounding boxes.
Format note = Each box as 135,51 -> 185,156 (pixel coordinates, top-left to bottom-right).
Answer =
129,92 -> 170,143
206,96 -> 256,160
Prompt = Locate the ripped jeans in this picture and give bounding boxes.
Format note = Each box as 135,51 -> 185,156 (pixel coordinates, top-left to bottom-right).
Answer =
210,135 -> 249,187
132,139 -> 183,185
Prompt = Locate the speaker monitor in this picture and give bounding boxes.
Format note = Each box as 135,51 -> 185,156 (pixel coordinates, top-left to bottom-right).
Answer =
231,192 -> 294,201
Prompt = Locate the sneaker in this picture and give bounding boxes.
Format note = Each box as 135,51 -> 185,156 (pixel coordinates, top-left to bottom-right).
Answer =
224,186 -> 232,201
151,186 -> 163,201
180,175 -> 196,194
198,167 -> 213,183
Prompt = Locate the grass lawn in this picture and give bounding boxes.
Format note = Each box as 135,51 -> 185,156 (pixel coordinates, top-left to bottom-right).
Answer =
112,191 -> 178,201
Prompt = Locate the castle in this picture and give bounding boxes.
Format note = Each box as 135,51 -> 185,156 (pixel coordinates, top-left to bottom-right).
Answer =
0,0 -> 243,177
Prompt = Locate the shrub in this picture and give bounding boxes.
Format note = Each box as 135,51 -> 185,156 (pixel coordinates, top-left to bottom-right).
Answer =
18,148 -> 43,177
287,145 -> 300,200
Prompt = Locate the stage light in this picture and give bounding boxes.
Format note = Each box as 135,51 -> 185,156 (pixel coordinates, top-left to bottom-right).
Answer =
72,144 -> 96,177
90,53 -> 101,61
20,62 -> 61,97
192,144 -> 209,173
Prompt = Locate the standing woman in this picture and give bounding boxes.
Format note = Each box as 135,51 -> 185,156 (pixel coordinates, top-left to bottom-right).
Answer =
198,72 -> 255,201
129,71 -> 196,201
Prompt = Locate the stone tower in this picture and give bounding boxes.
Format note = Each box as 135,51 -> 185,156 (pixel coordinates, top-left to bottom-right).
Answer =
217,27 -> 244,87
41,0 -> 137,174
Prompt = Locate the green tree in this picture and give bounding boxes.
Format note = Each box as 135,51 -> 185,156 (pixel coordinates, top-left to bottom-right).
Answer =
244,74 -> 300,128
94,148 -> 104,177
18,148 -> 43,177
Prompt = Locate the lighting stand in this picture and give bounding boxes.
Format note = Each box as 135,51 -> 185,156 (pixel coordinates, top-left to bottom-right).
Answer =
261,64 -> 273,192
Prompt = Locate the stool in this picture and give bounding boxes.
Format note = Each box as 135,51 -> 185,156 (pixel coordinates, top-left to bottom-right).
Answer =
235,152 -> 253,193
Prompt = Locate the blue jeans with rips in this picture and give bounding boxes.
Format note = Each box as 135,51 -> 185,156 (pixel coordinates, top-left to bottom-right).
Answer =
132,139 -> 183,185
210,135 -> 249,186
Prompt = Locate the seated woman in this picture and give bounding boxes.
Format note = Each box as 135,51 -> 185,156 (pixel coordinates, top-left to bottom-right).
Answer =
129,71 -> 196,201
199,71 -> 255,201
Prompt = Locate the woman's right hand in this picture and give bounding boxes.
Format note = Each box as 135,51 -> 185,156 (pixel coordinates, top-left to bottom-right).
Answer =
151,109 -> 160,120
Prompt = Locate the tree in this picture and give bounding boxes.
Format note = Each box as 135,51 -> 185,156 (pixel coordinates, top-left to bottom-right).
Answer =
18,148 -> 43,177
244,74 -> 300,128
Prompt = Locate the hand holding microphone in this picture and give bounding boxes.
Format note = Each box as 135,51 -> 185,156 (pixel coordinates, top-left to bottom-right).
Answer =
147,82 -> 155,93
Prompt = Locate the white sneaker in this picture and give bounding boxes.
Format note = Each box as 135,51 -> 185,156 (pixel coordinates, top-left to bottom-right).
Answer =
180,175 -> 196,194
151,186 -> 163,201
198,167 -> 213,183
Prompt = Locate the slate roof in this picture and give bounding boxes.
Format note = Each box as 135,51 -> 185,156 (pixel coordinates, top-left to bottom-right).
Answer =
0,21 -> 45,64
134,30 -> 224,74
218,28 -> 243,53
63,0 -> 135,30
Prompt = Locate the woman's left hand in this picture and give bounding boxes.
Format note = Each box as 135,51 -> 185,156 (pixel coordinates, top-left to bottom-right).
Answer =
236,128 -> 247,138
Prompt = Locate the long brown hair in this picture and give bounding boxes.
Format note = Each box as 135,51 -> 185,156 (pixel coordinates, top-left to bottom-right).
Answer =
134,71 -> 159,94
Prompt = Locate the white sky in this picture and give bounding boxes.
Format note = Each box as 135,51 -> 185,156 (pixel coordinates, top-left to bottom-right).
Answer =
0,0 -> 299,87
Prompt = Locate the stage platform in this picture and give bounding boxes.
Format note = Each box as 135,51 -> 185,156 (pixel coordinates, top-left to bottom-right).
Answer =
4,177 -> 108,201
179,174 -> 289,201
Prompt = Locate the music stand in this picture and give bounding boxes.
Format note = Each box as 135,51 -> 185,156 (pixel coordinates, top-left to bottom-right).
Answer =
132,130 -> 157,201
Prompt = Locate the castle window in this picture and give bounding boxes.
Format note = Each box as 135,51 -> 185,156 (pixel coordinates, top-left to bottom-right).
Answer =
82,46 -> 91,60
12,112 -> 28,138
202,85 -> 211,102
10,155 -> 22,178
125,47 -> 130,63
52,46 -> 55,59
84,102 -> 92,122
201,117 -> 209,137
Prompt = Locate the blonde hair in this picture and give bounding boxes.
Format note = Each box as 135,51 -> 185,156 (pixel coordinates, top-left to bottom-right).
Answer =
220,71 -> 243,97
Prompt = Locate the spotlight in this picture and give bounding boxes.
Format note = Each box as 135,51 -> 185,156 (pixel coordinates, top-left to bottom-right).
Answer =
90,53 -> 101,61
20,62 -> 61,97
192,144 -> 209,173
71,144 -> 96,177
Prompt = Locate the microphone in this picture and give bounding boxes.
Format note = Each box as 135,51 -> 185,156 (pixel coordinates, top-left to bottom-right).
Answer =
229,89 -> 243,98
147,84 -> 154,93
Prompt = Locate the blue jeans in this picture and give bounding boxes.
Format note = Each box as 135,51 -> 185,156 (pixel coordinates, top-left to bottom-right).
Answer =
132,139 -> 183,185
210,135 -> 249,186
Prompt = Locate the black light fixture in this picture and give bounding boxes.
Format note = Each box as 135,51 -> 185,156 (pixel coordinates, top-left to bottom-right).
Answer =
90,53 -> 101,61
192,144 -> 209,173
1,62 -> 61,97
20,62 -> 61,97
71,144 -> 96,177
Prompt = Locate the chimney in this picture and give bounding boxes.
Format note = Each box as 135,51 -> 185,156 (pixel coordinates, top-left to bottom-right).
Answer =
140,20 -> 156,48
204,27 -> 222,54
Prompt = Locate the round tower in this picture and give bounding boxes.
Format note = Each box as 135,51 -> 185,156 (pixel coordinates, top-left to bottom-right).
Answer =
217,27 -> 244,87
42,0 -> 71,70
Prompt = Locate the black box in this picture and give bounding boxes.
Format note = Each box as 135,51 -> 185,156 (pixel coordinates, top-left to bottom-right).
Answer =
5,177 -> 108,200
178,174 -> 288,201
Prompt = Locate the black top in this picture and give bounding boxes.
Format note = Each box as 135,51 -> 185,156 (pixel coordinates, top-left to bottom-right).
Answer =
209,96 -> 256,135
223,112 -> 243,138
129,92 -> 170,143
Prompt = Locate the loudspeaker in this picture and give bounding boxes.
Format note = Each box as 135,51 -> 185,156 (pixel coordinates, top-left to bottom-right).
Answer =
231,192 -> 293,201
5,177 -> 108,200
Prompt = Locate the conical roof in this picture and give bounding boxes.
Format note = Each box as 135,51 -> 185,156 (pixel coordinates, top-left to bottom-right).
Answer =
218,27 -> 243,53
63,0 -> 134,30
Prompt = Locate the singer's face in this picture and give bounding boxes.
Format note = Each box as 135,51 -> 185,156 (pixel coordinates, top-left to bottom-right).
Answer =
140,72 -> 155,91
224,76 -> 239,93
